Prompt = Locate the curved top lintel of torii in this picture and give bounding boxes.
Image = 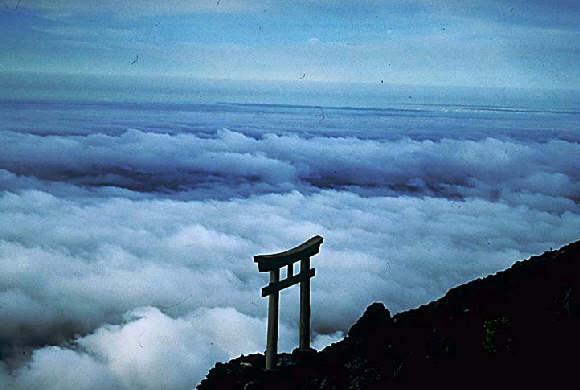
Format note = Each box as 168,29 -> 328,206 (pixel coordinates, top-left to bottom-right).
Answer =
254,235 -> 323,272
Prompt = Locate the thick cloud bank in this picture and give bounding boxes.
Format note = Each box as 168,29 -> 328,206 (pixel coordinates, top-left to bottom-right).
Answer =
0,101 -> 578,388
2,128 -> 578,210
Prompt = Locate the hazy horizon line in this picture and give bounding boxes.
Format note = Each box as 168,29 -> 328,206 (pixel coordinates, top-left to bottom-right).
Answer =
2,70 -> 579,94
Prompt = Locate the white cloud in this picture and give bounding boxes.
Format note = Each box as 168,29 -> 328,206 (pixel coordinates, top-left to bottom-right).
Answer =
1,129 -> 578,211
1,186 -> 578,348
0,100 -> 578,388
1,187 -> 577,387
4,306 -> 297,389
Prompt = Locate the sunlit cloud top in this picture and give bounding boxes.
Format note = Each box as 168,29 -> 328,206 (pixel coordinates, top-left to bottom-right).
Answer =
0,0 -> 578,88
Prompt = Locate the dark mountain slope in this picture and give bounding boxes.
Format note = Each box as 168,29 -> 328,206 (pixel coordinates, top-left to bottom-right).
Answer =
198,240 -> 580,389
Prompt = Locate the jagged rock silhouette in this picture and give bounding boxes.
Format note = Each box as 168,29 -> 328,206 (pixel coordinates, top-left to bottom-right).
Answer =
198,240 -> 580,389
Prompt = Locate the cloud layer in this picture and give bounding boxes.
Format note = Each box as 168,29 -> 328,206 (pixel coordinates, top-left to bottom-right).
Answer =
1,189 -> 578,387
1,126 -> 578,211
0,101 -> 578,388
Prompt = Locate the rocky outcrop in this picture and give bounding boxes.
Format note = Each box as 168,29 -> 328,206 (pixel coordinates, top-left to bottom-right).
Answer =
198,240 -> 580,389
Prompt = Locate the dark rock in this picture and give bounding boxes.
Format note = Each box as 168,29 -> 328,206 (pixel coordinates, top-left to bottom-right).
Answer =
347,302 -> 392,339
291,347 -> 318,367
198,240 -> 580,389
242,381 -> 257,390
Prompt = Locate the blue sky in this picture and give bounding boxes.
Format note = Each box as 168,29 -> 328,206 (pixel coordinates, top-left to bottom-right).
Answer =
0,0 -> 578,89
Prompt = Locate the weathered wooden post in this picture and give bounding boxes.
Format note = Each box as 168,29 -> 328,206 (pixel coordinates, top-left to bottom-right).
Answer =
299,257 -> 311,351
254,235 -> 323,369
266,268 -> 279,367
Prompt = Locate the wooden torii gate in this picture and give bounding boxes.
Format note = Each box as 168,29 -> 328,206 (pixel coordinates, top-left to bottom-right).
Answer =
254,235 -> 324,369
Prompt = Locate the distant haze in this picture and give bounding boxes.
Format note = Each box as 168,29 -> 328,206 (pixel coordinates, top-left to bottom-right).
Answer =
0,1 -> 578,89
1,72 -> 578,110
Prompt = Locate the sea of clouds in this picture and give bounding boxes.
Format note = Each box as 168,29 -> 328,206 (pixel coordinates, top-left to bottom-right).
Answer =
0,100 -> 579,389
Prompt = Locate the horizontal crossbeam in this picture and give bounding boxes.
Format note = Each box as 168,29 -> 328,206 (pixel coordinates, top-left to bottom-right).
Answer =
254,235 -> 323,272
261,268 -> 315,297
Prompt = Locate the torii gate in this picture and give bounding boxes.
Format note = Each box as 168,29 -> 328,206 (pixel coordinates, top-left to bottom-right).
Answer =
254,235 -> 323,369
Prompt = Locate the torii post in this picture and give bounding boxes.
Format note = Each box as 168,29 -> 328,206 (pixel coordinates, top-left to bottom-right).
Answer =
254,235 -> 323,370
